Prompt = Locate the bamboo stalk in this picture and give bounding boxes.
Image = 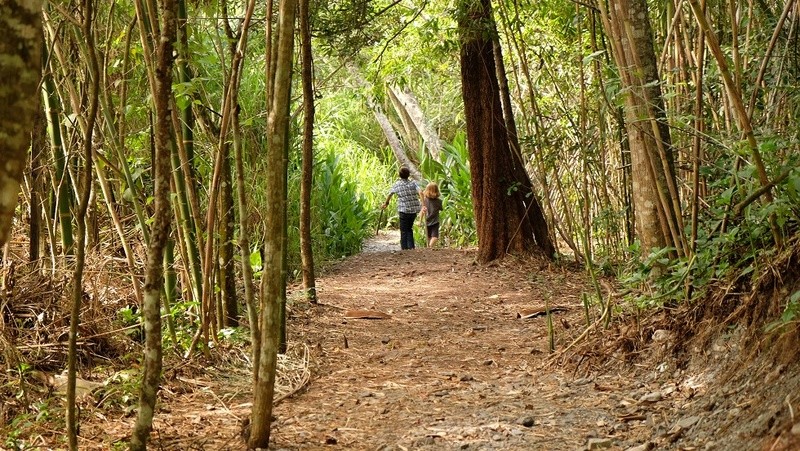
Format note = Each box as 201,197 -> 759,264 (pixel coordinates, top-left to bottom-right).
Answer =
687,0 -> 783,248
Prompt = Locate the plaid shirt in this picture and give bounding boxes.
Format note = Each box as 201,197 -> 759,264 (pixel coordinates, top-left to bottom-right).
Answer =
390,179 -> 421,214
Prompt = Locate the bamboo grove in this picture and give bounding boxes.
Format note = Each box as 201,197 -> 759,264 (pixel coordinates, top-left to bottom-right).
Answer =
1,0 -> 799,448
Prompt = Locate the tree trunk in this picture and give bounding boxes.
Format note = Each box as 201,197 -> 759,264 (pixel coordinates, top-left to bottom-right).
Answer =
387,86 -> 420,153
217,3 -> 238,329
173,0 -> 205,312
347,63 -> 422,181
66,1 -> 101,447
219,148 -> 238,327
299,0 -> 317,302
457,0 -> 554,263
129,0 -> 176,447
232,83 -> 260,369
249,0 -> 296,447
599,0 -> 686,257
389,85 -> 444,161
0,0 -> 43,248
29,105 -> 46,263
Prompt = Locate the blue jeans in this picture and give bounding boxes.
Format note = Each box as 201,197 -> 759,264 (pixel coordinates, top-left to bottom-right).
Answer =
398,212 -> 416,250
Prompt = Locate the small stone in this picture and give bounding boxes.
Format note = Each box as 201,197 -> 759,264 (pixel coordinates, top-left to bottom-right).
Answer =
625,444 -> 653,451
517,416 -> 535,427
413,437 -> 436,447
483,359 -> 494,366
639,392 -> 662,403
765,365 -> 786,384
360,391 -> 374,398
460,374 -> 474,382
491,434 -> 503,441
727,407 -> 742,420
381,337 -> 391,344
587,437 -> 613,449
432,390 -> 449,397
652,330 -> 670,342
667,424 -> 684,436
509,428 -> 523,436
573,377 -> 592,386
676,415 -> 700,429
324,436 -> 338,445
791,423 -> 800,435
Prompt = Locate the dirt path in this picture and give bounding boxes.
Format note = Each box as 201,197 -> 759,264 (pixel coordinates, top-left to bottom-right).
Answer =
77,233 -> 658,450
18,233 -> 800,450
264,233 -> 645,450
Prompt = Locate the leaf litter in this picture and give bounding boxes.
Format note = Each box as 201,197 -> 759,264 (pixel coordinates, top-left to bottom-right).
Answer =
6,231 -> 800,450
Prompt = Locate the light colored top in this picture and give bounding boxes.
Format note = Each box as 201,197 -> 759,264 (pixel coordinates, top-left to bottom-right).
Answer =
389,179 -> 421,214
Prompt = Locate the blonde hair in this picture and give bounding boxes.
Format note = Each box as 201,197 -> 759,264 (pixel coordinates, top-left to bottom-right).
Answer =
423,182 -> 440,199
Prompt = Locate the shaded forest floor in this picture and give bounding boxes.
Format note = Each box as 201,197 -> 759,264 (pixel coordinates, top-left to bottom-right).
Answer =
4,231 -> 800,450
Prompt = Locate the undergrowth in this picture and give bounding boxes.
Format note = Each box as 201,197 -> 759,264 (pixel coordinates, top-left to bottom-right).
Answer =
616,153 -> 800,352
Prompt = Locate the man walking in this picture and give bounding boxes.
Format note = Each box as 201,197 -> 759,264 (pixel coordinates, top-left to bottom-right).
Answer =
382,167 -> 422,250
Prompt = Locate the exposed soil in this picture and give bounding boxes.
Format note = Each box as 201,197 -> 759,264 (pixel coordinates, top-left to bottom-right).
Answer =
4,231 -> 800,450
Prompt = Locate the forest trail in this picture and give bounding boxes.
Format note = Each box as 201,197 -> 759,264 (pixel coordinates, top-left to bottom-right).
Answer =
73,232 -> 800,451
263,234 -> 641,450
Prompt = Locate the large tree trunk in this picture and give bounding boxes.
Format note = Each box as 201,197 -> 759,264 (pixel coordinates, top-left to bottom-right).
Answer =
249,0 -> 296,447
457,0 -> 554,263
0,0 -> 44,248
599,0 -> 686,257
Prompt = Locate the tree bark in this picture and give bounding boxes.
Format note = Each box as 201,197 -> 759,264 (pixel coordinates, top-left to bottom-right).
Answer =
599,0 -> 686,257
387,86 -> 420,153
219,147 -> 238,327
249,0 -> 296,447
29,105 -> 46,263
457,0 -> 554,263
390,85 -> 444,161
0,0 -> 43,248
299,0 -> 317,302
66,0 -> 101,447
347,63 -> 422,181
129,0 -> 176,447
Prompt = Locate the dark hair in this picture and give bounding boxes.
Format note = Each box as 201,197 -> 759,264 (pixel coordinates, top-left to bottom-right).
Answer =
399,167 -> 410,179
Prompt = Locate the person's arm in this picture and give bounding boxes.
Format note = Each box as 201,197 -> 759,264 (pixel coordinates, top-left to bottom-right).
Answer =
382,193 -> 393,210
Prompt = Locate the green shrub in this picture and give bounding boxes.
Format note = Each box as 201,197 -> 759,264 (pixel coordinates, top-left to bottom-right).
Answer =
313,151 -> 372,258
